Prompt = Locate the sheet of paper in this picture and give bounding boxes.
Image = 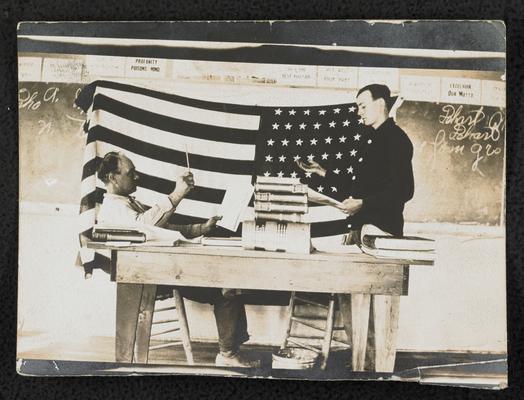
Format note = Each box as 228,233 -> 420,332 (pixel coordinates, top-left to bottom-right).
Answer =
217,182 -> 254,232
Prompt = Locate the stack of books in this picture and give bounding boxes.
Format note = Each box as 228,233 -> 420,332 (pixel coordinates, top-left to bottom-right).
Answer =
254,176 -> 308,223
242,177 -> 311,254
91,227 -> 146,243
359,224 -> 436,262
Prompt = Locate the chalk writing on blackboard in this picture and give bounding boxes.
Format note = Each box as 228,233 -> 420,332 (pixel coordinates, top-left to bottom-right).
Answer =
19,86 -> 60,111
19,85 -> 86,138
426,104 -> 505,177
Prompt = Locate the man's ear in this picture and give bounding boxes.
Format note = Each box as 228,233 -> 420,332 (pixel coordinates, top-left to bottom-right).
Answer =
107,171 -> 118,186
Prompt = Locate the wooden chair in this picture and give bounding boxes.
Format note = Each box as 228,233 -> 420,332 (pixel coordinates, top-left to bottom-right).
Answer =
280,292 -> 350,370
148,289 -> 194,365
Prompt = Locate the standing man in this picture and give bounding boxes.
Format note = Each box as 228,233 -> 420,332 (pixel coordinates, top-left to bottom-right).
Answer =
299,83 -> 414,240
298,84 -> 414,370
96,151 -> 259,368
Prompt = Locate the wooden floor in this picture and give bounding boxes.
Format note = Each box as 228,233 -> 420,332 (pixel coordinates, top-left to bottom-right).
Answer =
17,333 -> 507,387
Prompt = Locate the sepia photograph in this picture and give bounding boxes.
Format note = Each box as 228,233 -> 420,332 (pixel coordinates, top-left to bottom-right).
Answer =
17,20 -> 506,389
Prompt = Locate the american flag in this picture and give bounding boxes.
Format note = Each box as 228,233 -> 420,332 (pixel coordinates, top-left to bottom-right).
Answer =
255,104 -> 375,195
254,104 -> 375,237
76,80 -> 373,276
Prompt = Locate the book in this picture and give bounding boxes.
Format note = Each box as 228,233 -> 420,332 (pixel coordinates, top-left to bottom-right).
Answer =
255,212 -> 304,223
254,183 -> 308,194
255,192 -> 308,204
360,245 -> 436,262
201,237 -> 243,247
256,176 -> 301,185
93,228 -> 141,234
359,223 -> 436,262
362,235 -> 435,251
254,201 -> 308,213
92,230 -> 146,243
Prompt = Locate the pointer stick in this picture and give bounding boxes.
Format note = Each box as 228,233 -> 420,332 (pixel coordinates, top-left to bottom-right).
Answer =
185,144 -> 190,172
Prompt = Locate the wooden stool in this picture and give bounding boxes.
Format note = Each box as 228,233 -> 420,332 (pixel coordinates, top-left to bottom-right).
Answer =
281,292 -> 350,370
148,289 -> 194,365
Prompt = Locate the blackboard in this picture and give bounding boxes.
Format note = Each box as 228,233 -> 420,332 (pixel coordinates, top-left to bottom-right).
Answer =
19,82 -> 86,205
19,82 -> 506,225
397,101 -> 505,225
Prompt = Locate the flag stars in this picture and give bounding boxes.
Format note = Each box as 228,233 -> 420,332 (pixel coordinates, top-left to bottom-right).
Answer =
348,106 -> 356,112
317,185 -> 324,193
281,139 -> 289,146
313,122 -> 321,129
333,168 -> 340,175
296,139 -> 303,146
263,171 -> 271,177
321,153 -> 329,160
347,166 -> 354,174
277,171 -> 284,178
352,176 -> 357,181
290,171 -> 298,178
350,149 -> 357,156
358,118 -> 364,124
331,187 -> 338,192
272,123 -> 279,130
265,155 -> 273,162
285,123 -> 292,130
293,155 -> 301,162
354,134 -> 361,141
275,108 -> 282,115
342,120 -> 350,127
305,172 -> 312,178
304,109 -> 311,115
335,152 -> 343,159
325,137 -> 333,144
267,138 -> 275,146
289,109 -> 296,116
339,136 -> 347,143
319,110 -> 327,116
299,123 -> 307,130
329,121 -> 336,128
333,108 -> 341,114
310,138 -> 318,145
307,154 -> 315,162
368,139 -> 373,144
279,155 -> 287,162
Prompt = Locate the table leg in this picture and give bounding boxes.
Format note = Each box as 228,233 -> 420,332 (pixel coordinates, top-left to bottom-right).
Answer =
350,293 -> 371,371
337,294 -> 352,347
115,283 -> 143,363
372,295 -> 400,372
133,284 -> 157,364
173,288 -> 195,365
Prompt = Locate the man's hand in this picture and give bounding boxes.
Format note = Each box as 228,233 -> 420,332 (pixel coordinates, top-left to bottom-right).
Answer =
296,160 -> 327,177
337,197 -> 363,215
173,171 -> 195,197
201,215 -> 223,235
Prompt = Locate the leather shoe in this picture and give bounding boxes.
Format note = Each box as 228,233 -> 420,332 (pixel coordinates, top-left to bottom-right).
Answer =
215,352 -> 261,368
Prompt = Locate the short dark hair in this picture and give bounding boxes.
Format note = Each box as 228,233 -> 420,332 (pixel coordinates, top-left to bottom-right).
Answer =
97,151 -> 122,184
357,84 -> 395,110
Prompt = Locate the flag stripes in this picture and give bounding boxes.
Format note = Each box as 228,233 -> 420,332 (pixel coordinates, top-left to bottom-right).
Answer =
77,80 -> 356,275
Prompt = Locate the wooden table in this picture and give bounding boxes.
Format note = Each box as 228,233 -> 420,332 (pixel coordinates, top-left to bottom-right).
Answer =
88,243 -> 432,372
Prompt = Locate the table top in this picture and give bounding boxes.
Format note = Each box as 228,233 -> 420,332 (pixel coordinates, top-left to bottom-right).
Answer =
87,241 -> 434,266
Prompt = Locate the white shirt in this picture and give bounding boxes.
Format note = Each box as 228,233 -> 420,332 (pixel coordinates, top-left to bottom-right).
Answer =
97,193 -> 174,228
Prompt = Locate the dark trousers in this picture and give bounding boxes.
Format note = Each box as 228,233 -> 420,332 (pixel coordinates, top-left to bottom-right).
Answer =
167,286 -> 249,354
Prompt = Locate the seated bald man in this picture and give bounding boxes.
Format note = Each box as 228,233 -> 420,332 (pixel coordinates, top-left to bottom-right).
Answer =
96,151 -> 259,368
